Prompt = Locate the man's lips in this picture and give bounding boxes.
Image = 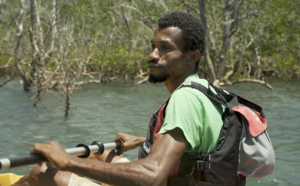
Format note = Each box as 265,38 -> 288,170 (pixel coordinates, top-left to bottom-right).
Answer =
148,63 -> 158,67
148,60 -> 165,69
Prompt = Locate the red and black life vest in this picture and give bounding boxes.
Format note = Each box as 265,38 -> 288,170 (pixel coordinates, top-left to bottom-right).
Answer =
138,82 -> 247,186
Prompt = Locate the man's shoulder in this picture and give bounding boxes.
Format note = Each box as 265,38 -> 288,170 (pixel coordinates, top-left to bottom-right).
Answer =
182,75 -> 209,88
174,77 -> 209,97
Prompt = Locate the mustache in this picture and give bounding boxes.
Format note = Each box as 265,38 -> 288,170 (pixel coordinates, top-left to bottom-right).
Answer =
148,59 -> 158,64
147,60 -> 166,68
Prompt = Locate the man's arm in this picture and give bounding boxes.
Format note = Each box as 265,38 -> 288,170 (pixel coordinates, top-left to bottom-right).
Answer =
30,128 -> 187,186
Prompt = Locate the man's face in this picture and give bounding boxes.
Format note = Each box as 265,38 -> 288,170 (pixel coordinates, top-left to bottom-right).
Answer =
148,27 -> 190,83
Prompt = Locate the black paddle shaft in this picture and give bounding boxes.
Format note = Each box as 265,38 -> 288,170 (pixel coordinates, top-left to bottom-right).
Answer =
0,141 -> 121,171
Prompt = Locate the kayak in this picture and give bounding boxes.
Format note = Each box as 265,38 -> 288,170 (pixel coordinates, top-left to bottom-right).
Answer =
0,173 -> 23,186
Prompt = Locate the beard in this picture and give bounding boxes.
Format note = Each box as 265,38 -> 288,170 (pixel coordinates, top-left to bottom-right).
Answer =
149,72 -> 169,83
148,59 -> 169,83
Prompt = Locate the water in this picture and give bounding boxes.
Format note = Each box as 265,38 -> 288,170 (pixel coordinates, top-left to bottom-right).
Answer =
0,78 -> 299,186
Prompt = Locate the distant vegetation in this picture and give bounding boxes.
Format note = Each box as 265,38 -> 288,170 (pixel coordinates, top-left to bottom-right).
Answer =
0,0 -> 299,116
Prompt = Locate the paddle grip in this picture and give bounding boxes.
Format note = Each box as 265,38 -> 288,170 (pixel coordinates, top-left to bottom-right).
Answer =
91,141 -> 105,154
76,144 -> 91,158
0,154 -> 47,170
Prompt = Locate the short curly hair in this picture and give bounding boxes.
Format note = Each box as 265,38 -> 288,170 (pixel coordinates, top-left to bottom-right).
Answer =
158,11 -> 205,71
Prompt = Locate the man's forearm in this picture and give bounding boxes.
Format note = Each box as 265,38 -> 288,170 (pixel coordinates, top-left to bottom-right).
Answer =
66,156 -> 161,186
135,136 -> 146,146
65,132 -> 186,186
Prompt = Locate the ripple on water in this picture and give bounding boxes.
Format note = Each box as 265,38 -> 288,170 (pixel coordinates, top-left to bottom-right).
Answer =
1,79 -> 300,184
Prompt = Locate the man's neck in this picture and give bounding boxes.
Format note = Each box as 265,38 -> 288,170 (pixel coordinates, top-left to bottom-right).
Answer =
164,73 -> 195,94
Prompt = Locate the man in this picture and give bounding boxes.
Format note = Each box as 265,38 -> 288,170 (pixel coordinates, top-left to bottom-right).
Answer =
14,11 -> 227,186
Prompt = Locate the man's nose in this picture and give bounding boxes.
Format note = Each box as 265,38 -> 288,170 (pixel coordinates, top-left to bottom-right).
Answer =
149,48 -> 159,61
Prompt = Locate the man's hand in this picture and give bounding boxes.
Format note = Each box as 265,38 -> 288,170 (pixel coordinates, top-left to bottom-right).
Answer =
30,141 -> 72,171
112,133 -> 146,155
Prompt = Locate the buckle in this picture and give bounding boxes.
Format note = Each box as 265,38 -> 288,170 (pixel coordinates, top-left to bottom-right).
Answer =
142,142 -> 151,154
194,160 -> 210,170
194,154 -> 211,171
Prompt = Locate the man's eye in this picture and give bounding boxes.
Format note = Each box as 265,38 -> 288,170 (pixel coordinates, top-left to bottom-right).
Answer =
162,45 -> 169,50
151,44 -> 156,50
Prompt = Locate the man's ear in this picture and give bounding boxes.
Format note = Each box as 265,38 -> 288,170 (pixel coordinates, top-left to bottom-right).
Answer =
187,50 -> 201,65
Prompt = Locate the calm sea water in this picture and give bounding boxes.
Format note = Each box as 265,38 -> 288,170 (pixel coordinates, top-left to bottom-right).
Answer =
0,78 -> 299,186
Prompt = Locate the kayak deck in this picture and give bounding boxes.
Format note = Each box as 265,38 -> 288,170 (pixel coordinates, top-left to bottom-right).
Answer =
0,173 -> 23,186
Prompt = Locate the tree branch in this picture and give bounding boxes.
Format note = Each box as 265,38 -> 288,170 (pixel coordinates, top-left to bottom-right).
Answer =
231,79 -> 273,90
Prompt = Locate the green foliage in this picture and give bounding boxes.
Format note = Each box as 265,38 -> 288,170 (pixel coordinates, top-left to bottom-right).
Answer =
257,0 -> 300,79
92,44 -> 148,78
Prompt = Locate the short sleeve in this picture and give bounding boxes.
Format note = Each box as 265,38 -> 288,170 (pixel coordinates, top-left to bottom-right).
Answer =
158,88 -> 203,152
